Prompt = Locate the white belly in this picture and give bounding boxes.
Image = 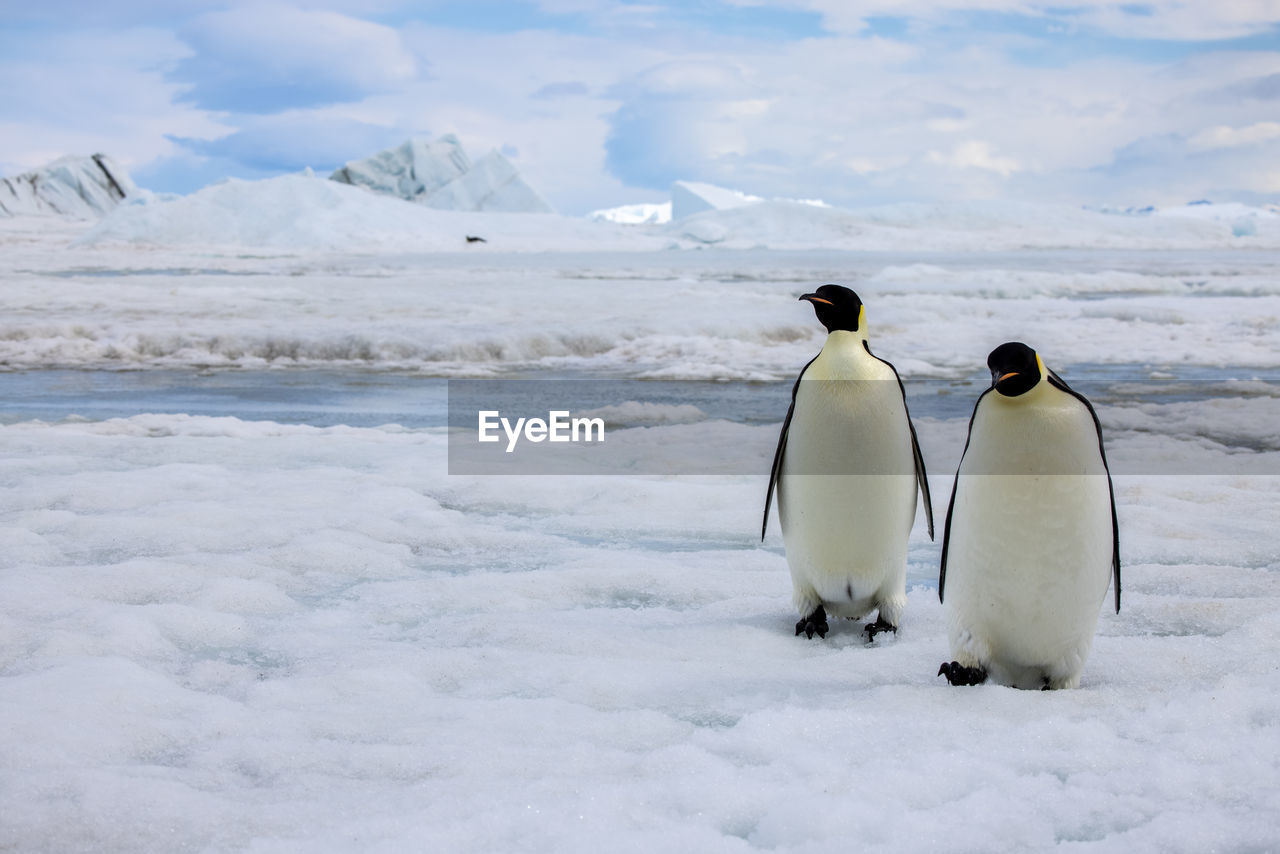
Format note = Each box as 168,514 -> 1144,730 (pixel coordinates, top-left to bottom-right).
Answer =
945,473 -> 1112,687
944,389 -> 1113,688
780,372 -> 917,619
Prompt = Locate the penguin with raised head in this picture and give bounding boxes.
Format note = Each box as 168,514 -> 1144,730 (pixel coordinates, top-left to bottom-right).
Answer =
937,342 -> 1120,689
763,285 -> 934,641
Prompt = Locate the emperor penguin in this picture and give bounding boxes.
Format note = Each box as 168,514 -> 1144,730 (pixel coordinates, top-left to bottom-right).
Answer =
937,342 -> 1120,690
763,285 -> 934,641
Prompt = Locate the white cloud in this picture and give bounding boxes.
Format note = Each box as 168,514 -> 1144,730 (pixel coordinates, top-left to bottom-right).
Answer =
768,0 -> 1280,41
5,3 -> 1280,211
622,60 -> 754,98
1077,0 -> 1280,41
1189,121 -> 1280,151
0,27 -> 226,174
928,117 -> 970,133
927,140 -> 1021,176
173,5 -> 418,112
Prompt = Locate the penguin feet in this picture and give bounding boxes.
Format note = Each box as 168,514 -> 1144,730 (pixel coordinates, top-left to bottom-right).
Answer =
937,661 -> 988,686
795,605 -> 828,639
863,616 -> 898,643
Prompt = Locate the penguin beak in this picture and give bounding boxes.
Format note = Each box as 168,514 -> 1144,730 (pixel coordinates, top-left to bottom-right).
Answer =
799,294 -> 834,305
991,369 -> 1018,386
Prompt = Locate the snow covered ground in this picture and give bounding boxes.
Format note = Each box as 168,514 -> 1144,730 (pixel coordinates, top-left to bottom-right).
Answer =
1,211 -> 1277,852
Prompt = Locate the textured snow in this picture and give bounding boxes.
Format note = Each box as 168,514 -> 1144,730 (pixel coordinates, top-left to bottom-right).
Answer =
6,216 -> 1280,377
0,154 -> 135,219
330,135 -> 553,213
0,213 -> 1277,852
0,415 -> 1276,852
665,199 -> 1280,250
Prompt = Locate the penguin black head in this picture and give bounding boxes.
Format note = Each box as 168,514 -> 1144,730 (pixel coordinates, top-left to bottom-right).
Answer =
798,284 -> 864,333
987,341 -> 1043,397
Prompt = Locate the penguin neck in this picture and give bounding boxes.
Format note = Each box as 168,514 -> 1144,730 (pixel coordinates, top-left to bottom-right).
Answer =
994,373 -> 1053,406
813,329 -> 876,379
821,328 -> 870,351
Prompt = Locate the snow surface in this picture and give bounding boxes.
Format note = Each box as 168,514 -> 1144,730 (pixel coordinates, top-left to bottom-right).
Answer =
665,199 -> 1280,250
0,207 -> 1278,851
330,135 -> 553,214
12,204 -> 1280,377
0,154 -> 136,219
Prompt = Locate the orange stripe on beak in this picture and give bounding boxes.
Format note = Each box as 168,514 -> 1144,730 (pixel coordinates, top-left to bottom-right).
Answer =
803,296 -> 834,305
998,371 -> 1019,382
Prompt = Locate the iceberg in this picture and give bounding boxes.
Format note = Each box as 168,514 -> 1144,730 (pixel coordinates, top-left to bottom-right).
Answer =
670,180 -> 761,220
596,183 -> 828,225
423,150 -> 553,214
1151,200 -> 1280,221
330,135 -> 554,214
0,154 -> 136,219
588,202 -> 672,225
330,136 -> 468,203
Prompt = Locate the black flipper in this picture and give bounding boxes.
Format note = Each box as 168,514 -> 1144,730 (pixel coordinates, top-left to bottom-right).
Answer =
1046,370 -> 1121,614
762,355 -> 817,541
938,388 -> 993,603
864,341 -> 934,540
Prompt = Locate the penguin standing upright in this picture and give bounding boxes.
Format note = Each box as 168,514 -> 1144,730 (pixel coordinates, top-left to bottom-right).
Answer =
763,285 -> 933,640
937,342 -> 1120,690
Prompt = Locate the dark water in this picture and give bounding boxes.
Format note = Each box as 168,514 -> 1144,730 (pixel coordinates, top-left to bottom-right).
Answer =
0,370 -> 449,428
0,365 -> 1274,428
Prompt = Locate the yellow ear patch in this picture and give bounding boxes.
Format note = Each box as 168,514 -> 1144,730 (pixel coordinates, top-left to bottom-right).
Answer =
858,304 -> 866,327
1035,353 -> 1045,377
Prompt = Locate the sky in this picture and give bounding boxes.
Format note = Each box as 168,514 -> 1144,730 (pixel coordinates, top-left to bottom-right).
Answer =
2,0 -> 1279,215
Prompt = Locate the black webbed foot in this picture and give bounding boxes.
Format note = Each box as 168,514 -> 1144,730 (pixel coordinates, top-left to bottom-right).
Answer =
937,661 -> 987,686
863,616 -> 897,643
795,605 -> 828,639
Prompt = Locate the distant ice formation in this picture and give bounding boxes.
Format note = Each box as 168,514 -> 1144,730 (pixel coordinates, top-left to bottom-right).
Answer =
78,172 -> 664,252
330,135 -> 554,214
0,154 -> 136,218
670,181 -> 763,220
596,181 -> 829,223
589,202 -> 672,225
661,198 -> 1280,250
